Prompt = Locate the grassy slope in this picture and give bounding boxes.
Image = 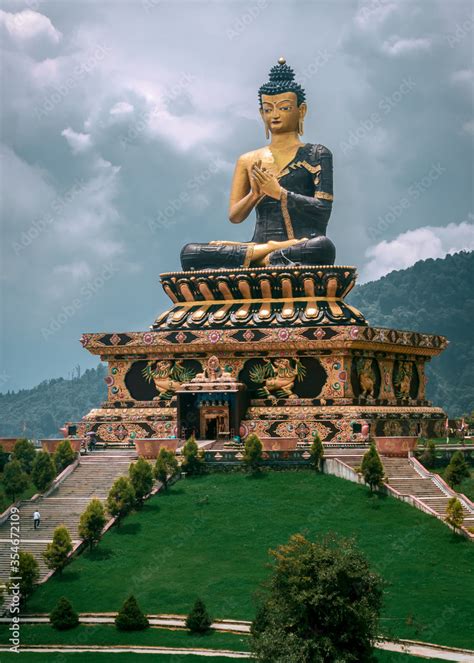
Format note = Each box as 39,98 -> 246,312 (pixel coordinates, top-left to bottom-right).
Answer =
25,472 -> 474,648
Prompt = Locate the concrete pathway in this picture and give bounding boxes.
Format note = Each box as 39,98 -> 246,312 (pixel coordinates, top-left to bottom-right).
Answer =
3,614 -> 474,661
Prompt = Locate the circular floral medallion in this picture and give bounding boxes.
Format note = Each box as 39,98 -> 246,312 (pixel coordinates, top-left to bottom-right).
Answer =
208,330 -> 222,344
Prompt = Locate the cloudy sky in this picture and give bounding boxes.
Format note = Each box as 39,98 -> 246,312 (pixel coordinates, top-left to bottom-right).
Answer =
0,0 -> 473,391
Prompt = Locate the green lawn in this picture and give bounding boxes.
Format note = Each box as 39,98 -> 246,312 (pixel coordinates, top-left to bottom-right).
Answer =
0,624 -> 250,651
24,472 -> 474,649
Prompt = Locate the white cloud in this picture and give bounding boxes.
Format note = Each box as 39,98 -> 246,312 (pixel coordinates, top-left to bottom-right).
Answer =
61,127 -> 93,154
0,9 -> 61,45
382,36 -> 431,56
361,221 -> 474,282
451,69 -> 474,85
110,101 -> 134,115
462,120 -> 474,135
354,2 -> 397,30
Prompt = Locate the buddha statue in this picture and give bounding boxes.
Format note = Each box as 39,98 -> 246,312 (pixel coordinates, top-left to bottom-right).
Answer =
180,58 -> 336,271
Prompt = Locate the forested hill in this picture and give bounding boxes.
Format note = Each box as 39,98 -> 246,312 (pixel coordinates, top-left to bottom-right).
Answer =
0,252 -> 472,438
348,250 -> 474,416
0,365 -> 107,439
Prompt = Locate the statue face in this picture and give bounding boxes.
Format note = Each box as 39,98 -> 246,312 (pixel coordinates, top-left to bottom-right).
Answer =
260,91 -> 305,135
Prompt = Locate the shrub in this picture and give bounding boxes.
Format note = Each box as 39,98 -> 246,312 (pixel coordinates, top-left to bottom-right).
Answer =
78,498 -> 106,550
185,598 -> 212,634
106,476 -> 135,525
129,458 -> 154,506
243,434 -> 263,473
420,439 -> 436,469
181,436 -> 205,476
445,497 -> 464,530
43,526 -> 73,574
361,444 -> 385,492
50,597 -> 79,630
12,438 -> 36,474
309,433 -> 324,471
115,595 -> 149,631
32,451 -> 56,492
154,448 -> 179,489
445,451 -> 470,488
3,460 -> 29,501
9,551 -> 39,604
53,440 -> 76,473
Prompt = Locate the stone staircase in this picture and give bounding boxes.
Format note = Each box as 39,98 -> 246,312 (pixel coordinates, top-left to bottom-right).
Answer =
326,448 -> 474,532
383,456 -> 474,526
0,450 -> 137,586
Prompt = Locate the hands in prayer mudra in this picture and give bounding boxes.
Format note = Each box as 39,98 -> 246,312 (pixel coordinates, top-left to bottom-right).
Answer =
181,59 -> 336,271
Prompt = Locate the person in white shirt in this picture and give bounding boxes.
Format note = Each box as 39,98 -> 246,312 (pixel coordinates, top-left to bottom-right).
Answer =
33,510 -> 41,530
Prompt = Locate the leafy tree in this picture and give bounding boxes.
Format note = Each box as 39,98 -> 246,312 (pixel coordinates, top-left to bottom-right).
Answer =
185,598 -> 212,634
251,533 -> 383,663
12,438 -> 36,474
3,460 -> 29,501
9,551 -> 39,604
43,526 -> 73,574
115,595 -> 149,631
243,434 -> 263,473
361,444 -> 385,492
154,447 -> 179,489
32,451 -> 56,492
129,458 -> 154,506
420,439 -> 436,469
78,498 -> 106,550
0,444 -> 10,472
106,476 -> 135,525
181,435 -> 205,476
445,497 -> 464,530
50,597 -> 79,630
53,439 -> 77,473
445,451 -> 470,488
309,433 -> 324,471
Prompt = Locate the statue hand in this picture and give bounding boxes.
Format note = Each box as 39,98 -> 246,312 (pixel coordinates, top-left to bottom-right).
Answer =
250,159 -> 263,198
252,164 -> 281,200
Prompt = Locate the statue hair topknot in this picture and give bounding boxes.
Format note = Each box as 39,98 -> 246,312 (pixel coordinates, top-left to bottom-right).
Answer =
258,58 -> 306,108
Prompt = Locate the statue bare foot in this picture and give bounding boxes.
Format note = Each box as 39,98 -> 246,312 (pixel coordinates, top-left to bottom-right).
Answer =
252,238 -> 308,266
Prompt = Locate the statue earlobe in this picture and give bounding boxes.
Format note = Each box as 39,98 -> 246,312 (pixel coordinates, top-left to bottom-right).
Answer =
260,109 -> 270,140
298,102 -> 307,137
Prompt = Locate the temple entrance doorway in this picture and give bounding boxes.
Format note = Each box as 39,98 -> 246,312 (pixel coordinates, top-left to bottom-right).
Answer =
200,405 -> 229,440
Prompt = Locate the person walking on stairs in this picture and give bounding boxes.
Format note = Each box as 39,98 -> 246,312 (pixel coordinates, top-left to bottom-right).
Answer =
33,510 -> 41,530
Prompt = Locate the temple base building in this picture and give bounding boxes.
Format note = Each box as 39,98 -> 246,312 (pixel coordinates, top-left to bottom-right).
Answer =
73,264 -> 447,448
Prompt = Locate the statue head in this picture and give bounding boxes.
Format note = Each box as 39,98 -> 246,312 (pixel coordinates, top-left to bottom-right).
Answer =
258,58 -> 307,137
